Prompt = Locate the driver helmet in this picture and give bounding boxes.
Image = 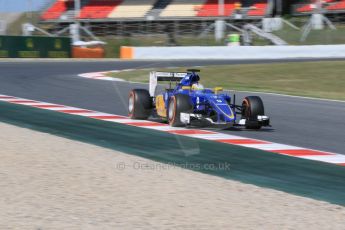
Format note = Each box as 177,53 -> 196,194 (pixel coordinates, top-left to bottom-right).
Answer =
192,82 -> 204,90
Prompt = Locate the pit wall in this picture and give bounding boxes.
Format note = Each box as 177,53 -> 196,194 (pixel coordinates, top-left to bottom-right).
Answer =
120,45 -> 345,60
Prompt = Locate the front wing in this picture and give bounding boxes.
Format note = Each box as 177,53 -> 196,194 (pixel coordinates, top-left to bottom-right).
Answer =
180,112 -> 270,128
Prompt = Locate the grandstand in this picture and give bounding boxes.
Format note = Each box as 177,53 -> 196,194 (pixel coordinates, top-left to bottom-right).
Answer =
247,0 -> 268,16
327,0 -> 345,11
79,0 -> 122,19
37,0 -> 345,38
160,0 -> 205,17
294,0 -> 345,14
109,0 -> 156,18
41,0 -> 71,20
197,0 -> 237,17
40,0 -> 270,21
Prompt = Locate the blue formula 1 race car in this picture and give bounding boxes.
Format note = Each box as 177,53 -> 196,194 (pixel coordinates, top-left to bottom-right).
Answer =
128,69 -> 270,129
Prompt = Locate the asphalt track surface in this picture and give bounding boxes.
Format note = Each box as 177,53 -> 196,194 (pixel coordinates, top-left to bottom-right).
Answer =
0,59 -> 344,155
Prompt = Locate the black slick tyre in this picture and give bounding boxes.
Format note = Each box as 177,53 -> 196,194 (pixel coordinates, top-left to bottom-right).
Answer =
168,94 -> 193,127
242,96 -> 265,129
128,89 -> 152,119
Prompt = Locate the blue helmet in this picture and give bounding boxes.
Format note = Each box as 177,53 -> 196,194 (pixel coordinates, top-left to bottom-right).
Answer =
179,73 -> 200,86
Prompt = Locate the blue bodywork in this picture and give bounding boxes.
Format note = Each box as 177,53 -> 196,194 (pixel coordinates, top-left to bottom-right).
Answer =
162,72 -> 236,124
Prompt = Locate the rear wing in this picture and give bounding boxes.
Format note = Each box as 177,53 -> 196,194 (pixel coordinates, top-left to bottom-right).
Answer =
149,71 -> 188,97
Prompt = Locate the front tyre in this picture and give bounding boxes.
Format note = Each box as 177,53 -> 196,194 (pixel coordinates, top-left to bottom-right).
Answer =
242,96 -> 265,129
128,89 -> 152,119
168,94 -> 193,127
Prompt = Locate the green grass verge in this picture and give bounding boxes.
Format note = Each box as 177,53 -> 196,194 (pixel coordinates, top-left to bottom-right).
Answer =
274,25 -> 345,45
102,36 -> 224,58
101,20 -> 345,57
107,61 -> 345,100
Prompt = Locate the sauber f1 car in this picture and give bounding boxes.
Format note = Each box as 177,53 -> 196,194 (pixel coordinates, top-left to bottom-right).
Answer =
128,69 -> 270,129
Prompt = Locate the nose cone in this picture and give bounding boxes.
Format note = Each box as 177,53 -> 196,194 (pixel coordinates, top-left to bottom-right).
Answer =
209,97 -> 235,122
218,104 -> 235,122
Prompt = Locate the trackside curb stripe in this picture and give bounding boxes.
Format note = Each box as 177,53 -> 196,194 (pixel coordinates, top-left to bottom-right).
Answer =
168,130 -> 216,135
217,139 -> 270,145
270,149 -> 333,156
0,94 -> 344,167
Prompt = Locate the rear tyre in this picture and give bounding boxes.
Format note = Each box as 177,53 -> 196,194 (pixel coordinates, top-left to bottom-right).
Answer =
128,89 -> 152,119
168,94 -> 193,127
242,96 -> 265,129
